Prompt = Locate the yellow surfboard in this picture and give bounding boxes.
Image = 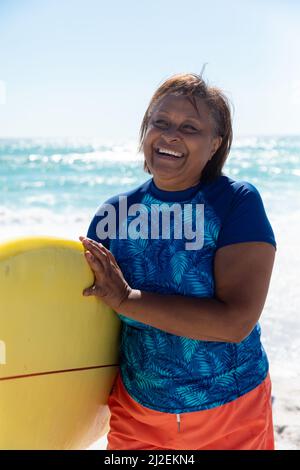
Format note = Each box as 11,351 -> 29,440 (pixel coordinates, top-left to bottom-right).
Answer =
0,237 -> 120,450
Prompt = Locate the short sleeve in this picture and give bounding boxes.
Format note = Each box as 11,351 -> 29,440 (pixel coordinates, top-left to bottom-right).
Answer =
216,182 -> 276,250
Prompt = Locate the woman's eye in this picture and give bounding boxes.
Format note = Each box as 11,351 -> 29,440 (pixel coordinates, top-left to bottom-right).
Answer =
154,119 -> 168,127
182,124 -> 197,132
152,120 -> 198,132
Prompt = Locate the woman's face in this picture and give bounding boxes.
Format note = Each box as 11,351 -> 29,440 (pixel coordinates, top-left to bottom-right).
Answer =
143,94 -> 222,191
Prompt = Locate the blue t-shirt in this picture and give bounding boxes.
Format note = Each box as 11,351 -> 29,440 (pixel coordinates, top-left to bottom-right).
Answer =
87,175 -> 276,413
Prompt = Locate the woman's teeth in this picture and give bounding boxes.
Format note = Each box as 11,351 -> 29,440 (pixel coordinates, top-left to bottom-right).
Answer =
156,147 -> 184,158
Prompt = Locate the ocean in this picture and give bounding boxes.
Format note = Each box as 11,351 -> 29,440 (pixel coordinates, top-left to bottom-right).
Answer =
1,136 -> 299,378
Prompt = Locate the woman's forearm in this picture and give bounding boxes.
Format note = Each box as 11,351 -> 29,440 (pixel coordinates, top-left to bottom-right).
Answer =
116,289 -> 246,343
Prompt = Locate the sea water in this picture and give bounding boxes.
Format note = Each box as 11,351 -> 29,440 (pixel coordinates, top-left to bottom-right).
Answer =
1,136 -> 299,378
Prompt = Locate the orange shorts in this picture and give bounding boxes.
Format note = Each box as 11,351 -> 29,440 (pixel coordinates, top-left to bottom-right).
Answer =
107,373 -> 275,450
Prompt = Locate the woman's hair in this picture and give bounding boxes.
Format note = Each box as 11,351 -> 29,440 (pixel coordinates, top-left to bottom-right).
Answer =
138,73 -> 233,183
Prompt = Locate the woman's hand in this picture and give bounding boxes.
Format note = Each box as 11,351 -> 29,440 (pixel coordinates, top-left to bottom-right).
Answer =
79,236 -> 132,311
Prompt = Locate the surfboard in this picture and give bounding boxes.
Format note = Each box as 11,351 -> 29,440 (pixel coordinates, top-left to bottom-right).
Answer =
0,237 -> 121,450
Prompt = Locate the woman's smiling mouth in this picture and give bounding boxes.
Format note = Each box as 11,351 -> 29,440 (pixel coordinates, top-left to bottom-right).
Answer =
154,147 -> 185,160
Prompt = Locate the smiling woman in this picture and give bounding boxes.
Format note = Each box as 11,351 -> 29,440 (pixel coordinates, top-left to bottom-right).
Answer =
82,73 -> 276,450
142,94 -> 222,191
139,74 -> 233,188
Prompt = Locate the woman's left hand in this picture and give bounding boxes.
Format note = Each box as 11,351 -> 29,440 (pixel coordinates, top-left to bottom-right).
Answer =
79,236 -> 132,311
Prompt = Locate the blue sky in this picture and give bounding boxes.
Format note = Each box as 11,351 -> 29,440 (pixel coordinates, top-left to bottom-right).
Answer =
0,0 -> 299,141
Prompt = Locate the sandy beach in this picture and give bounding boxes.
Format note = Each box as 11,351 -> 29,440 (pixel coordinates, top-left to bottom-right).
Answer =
271,375 -> 300,450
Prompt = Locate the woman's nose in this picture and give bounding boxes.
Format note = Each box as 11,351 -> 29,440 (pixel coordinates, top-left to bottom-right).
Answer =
161,128 -> 181,142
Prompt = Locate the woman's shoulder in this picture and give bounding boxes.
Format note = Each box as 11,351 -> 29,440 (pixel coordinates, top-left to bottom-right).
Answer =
214,174 -> 260,194
204,175 -> 268,227
213,176 -> 276,250
209,175 -> 263,206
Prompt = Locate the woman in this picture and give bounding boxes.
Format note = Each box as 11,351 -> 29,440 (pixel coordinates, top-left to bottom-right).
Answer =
80,73 -> 276,450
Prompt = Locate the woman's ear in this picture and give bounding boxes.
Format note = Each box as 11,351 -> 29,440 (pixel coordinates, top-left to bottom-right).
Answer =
144,160 -> 151,174
209,136 -> 222,159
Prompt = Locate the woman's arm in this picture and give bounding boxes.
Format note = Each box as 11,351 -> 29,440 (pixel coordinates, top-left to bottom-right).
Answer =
80,237 -> 275,343
118,242 -> 275,342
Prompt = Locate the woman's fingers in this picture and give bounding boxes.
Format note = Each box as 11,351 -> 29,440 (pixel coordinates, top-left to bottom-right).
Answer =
79,236 -> 131,309
104,248 -> 116,265
84,250 -> 106,277
83,285 -> 96,296
80,238 -> 108,297
79,236 -> 109,254
80,236 -> 103,250
83,284 -> 107,297
80,237 -> 109,266
82,253 -> 105,297
83,238 -> 118,267
80,238 -> 119,276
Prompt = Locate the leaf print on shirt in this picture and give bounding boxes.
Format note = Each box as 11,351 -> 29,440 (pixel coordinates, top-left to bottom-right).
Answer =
192,192 -> 221,247
142,386 -> 184,410
125,236 -> 149,257
143,330 -> 169,355
148,363 -> 182,381
204,216 -> 220,247
179,337 -> 201,363
191,349 -> 214,376
181,270 -> 212,297
141,192 -> 157,207
211,372 -> 237,391
170,251 -> 190,284
127,255 -> 146,286
175,385 -> 209,408
206,351 -> 228,375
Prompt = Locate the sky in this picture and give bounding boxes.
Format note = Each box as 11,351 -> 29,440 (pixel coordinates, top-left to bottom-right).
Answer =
0,0 -> 300,141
